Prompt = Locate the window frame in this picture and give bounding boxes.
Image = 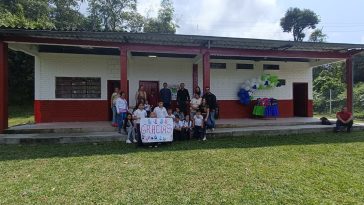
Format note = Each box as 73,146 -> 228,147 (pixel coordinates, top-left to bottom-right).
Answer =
55,77 -> 101,99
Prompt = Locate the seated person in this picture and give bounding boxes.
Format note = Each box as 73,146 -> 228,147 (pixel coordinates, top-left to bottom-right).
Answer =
173,115 -> 183,141
182,114 -> 192,140
334,106 -> 354,132
173,107 -> 185,120
166,108 -> 175,119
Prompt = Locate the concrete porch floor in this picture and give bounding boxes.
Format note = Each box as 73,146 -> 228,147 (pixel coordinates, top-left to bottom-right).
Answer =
2,117 -> 364,144
6,117 -> 324,134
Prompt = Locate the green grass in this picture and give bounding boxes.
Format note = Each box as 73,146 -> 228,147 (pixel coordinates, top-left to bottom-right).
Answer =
1,133 -> 364,204
8,105 -> 34,127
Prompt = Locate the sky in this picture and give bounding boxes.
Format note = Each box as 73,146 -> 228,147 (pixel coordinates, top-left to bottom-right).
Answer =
80,0 -> 364,44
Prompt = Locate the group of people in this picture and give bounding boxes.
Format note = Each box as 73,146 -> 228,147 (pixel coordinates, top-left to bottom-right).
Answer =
110,82 -> 218,145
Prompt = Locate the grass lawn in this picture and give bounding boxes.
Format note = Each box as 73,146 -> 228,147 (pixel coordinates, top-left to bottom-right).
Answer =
8,105 -> 34,127
1,133 -> 364,204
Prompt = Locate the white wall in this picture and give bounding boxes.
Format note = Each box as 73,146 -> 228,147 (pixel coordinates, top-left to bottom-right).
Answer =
36,53 -> 313,103
37,53 -> 119,100
210,59 -> 313,100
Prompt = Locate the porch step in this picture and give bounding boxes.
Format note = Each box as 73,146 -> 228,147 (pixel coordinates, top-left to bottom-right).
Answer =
2,124 -> 364,145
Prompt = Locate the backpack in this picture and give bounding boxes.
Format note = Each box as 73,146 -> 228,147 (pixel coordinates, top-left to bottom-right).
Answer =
320,117 -> 332,125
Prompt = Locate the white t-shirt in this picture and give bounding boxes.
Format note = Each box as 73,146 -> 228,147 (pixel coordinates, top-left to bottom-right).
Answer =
166,114 -> 175,119
133,109 -> 147,124
174,121 -> 183,129
194,115 -> 204,126
182,120 -> 192,128
153,106 -> 168,118
115,98 -> 128,113
190,97 -> 202,110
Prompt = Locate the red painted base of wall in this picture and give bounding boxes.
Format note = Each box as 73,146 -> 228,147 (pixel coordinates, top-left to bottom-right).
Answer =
34,99 -> 314,123
218,100 -> 313,119
34,100 -> 109,123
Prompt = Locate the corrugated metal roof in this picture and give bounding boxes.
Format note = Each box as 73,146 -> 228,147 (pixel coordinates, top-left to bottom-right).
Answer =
1,26 -> 364,53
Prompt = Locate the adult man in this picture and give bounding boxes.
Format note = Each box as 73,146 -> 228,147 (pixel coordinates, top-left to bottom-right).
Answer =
202,87 -> 217,131
177,83 -> 190,114
160,82 -> 172,109
334,106 -> 354,133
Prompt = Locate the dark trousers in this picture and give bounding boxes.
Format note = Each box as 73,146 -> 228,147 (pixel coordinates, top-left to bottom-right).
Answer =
193,126 -> 204,140
178,101 -> 187,114
335,120 -> 353,132
173,130 -> 182,141
163,102 -> 171,110
181,128 -> 191,140
135,123 -> 144,146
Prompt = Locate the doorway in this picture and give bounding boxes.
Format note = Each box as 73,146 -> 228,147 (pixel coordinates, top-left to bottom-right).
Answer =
293,83 -> 308,117
107,80 -> 120,120
139,81 -> 159,96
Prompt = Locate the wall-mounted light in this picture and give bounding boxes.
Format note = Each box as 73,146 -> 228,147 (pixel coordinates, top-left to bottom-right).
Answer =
148,55 -> 157,58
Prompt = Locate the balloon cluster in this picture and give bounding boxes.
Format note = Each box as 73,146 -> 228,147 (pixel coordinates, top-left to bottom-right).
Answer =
238,74 -> 279,105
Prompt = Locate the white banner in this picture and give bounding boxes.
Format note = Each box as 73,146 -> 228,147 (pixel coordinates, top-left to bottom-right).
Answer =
140,118 -> 174,143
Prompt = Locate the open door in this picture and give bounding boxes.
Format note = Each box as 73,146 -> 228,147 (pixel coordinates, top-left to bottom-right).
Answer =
293,83 -> 308,117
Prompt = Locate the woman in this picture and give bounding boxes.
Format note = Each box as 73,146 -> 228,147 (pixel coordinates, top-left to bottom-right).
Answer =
135,85 -> 147,106
190,93 -> 202,118
194,86 -> 202,97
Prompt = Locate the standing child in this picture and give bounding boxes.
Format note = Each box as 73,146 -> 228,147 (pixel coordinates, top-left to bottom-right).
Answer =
193,110 -> 205,140
153,101 -> 168,118
182,115 -> 193,140
144,100 -> 151,117
133,103 -> 147,147
115,92 -> 128,133
123,113 -> 137,144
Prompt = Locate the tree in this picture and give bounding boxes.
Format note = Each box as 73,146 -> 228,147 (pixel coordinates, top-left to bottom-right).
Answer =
49,0 -> 88,30
309,28 -> 327,42
0,0 -> 54,29
87,0 -> 142,31
144,0 -> 178,34
280,7 -> 320,41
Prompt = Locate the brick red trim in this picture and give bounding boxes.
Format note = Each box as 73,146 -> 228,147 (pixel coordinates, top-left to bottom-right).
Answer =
0,41 -> 8,133
346,58 -> 353,112
203,52 -> 210,89
120,47 -> 128,96
218,100 -> 296,118
308,100 -> 313,117
34,100 -> 109,123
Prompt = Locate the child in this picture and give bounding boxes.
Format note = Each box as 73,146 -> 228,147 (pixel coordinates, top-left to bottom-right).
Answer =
173,115 -> 183,141
166,108 -> 175,119
173,107 -> 185,120
144,100 -> 151,117
123,113 -> 137,144
133,103 -> 147,146
153,101 -> 168,118
193,110 -> 205,141
115,92 -> 128,134
182,115 -> 193,140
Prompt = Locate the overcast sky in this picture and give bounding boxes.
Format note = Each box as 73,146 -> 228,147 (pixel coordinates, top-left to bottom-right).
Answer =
81,0 -> 364,44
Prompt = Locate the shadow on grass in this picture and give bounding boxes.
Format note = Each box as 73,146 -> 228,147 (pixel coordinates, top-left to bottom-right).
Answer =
1,132 -> 364,161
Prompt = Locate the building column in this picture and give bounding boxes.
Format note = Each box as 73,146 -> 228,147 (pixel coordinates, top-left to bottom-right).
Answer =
0,41 -> 8,133
120,47 -> 128,97
192,64 -> 198,92
202,52 -> 210,89
346,57 -> 353,112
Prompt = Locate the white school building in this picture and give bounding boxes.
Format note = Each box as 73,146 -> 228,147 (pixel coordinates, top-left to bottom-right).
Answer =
0,27 -> 363,133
